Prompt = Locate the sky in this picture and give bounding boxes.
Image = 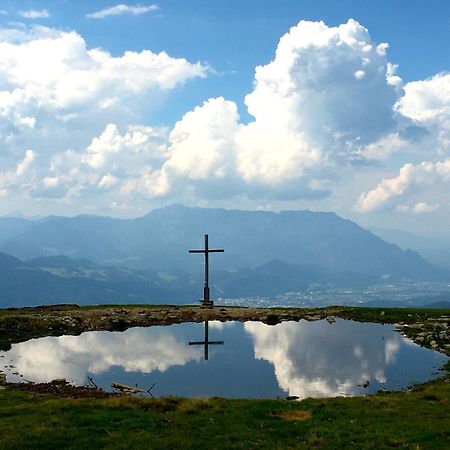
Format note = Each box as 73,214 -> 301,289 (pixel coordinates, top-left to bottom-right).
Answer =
0,1 -> 449,235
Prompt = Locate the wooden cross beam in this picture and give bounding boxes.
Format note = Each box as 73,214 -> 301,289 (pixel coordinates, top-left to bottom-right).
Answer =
189,234 -> 224,307
189,321 -> 224,360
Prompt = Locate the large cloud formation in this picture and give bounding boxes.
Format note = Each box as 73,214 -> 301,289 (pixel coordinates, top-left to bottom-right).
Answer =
124,19 -> 405,203
0,25 -> 205,210
358,72 -> 450,213
0,19 -> 448,216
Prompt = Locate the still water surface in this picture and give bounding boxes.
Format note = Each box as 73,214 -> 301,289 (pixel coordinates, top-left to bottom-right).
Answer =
1,319 -> 447,399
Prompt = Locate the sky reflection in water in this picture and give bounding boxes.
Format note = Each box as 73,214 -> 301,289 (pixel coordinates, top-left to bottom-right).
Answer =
1,319 -> 448,399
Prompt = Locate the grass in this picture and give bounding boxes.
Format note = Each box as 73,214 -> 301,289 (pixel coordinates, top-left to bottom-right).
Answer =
0,372 -> 449,449
337,306 -> 450,322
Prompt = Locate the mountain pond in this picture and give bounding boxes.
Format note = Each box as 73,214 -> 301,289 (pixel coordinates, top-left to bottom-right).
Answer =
1,318 -> 448,400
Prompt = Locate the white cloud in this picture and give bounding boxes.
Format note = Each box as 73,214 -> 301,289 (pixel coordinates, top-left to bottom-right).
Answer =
0,19 -> 449,217
397,72 -> 450,122
35,123 -> 168,201
18,9 -> 50,19
396,202 -> 439,213
358,133 -> 409,161
15,149 -> 35,176
98,174 -> 119,189
86,4 -> 159,19
0,149 -> 36,197
355,72 -> 450,215
0,24 -> 205,208
357,159 -> 450,212
123,19 -> 402,202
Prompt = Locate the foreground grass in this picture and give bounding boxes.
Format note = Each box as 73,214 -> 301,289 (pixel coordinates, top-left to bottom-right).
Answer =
1,370 -> 449,450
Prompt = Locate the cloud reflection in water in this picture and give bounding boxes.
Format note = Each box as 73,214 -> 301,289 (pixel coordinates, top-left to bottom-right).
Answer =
2,325 -> 202,385
1,319 -> 446,399
245,319 -> 414,398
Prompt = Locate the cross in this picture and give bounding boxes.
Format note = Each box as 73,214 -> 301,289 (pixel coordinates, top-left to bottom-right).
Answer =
189,320 -> 224,360
189,234 -> 224,307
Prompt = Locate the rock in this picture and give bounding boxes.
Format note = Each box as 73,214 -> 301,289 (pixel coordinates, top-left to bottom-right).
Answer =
305,315 -> 321,321
326,315 -> 336,324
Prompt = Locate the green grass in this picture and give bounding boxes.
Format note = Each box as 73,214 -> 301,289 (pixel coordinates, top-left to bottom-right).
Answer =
1,373 -> 449,449
337,306 -> 450,322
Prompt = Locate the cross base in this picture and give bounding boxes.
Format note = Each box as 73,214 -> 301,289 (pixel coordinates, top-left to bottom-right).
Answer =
200,299 -> 214,308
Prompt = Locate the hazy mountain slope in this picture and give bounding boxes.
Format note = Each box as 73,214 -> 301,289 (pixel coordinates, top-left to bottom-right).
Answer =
0,217 -> 34,241
0,252 -> 192,308
370,227 -> 450,270
216,260 -> 379,297
0,252 -> 380,308
1,205 -> 446,281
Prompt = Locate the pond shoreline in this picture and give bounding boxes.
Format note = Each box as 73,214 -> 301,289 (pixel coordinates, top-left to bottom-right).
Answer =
1,304 -> 449,398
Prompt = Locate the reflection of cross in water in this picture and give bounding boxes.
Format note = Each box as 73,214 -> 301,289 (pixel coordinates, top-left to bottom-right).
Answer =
189,234 -> 224,307
189,320 -> 224,360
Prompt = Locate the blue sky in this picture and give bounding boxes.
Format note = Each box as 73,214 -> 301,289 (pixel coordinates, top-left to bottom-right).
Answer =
0,1 -> 449,234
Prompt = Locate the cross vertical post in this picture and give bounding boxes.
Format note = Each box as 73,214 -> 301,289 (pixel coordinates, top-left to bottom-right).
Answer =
204,234 -> 209,302
189,234 -> 224,307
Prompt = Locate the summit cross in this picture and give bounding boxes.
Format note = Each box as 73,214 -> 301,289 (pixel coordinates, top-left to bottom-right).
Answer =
189,234 -> 224,307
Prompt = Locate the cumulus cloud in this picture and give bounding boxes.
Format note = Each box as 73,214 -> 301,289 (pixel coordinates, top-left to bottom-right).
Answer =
0,18 -> 449,216
397,202 -> 439,213
34,123 -> 168,202
18,9 -> 50,19
0,24 -> 205,209
397,72 -> 450,157
86,4 -> 159,19
356,72 -> 450,213
357,159 -> 450,212
0,149 -> 36,197
122,19 -> 403,203
398,72 -> 450,122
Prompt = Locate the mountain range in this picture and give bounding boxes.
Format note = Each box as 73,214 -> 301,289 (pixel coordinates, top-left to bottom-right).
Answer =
370,226 -> 450,271
0,205 -> 448,307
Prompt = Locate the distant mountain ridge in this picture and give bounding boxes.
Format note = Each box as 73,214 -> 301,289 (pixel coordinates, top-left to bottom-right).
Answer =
0,201 -> 449,306
370,226 -> 450,271
0,252 -> 194,308
0,205 -> 444,282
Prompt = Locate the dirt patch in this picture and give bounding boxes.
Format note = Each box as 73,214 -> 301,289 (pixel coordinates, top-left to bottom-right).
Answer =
275,409 -> 312,421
